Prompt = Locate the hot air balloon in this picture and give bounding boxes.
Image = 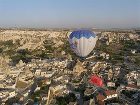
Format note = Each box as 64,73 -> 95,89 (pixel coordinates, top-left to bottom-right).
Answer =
69,30 -> 97,57
89,75 -> 104,87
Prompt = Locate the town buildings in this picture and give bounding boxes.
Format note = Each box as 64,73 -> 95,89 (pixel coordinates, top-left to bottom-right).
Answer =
0,29 -> 140,104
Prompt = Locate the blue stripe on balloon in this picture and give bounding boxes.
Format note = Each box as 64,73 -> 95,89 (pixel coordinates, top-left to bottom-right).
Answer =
69,30 -> 96,39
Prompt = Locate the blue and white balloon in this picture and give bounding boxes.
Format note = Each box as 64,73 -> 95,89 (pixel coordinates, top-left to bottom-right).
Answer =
69,30 -> 97,57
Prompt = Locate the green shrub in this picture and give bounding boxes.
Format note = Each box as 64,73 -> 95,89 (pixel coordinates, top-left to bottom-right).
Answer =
0,48 -> 3,53
0,40 -> 14,47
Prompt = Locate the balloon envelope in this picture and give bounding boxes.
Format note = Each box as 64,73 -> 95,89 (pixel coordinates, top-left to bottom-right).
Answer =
69,30 -> 97,57
89,75 -> 103,87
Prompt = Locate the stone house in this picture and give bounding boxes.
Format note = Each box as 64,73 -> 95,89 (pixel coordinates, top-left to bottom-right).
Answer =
8,90 -> 17,98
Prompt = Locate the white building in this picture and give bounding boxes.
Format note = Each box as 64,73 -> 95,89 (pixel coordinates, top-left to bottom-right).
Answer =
9,70 -> 19,78
0,72 -> 5,80
35,69 -> 41,76
40,70 -> 47,77
107,82 -> 116,87
0,91 -> 9,99
8,90 -> 17,98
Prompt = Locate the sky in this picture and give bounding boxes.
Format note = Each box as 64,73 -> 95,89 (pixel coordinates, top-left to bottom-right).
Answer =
0,0 -> 140,29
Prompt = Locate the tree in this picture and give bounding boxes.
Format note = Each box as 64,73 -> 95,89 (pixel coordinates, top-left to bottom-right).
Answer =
11,49 -> 31,65
5,97 -> 19,105
43,40 -> 55,53
0,48 -> 3,53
